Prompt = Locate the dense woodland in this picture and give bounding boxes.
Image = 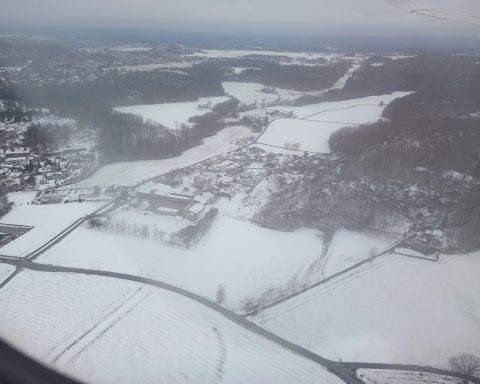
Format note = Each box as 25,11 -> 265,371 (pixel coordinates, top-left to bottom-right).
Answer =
0,182 -> 10,217
329,87 -> 480,177
218,57 -> 350,91
295,54 -> 480,105
98,98 -> 238,162
258,57 -> 480,253
0,63 -> 225,121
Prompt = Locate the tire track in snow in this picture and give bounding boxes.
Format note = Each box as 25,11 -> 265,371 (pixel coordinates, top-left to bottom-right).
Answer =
51,286 -> 147,364
65,291 -> 151,366
212,326 -> 227,384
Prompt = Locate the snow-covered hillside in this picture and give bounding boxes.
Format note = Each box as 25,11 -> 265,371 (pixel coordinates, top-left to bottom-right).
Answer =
319,229 -> 396,278
257,92 -> 411,153
252,252 -> 480,368
113,96 -> 229,130
0,270 -> 343,384
258,118 -> 344,152
222,82 -> 299,105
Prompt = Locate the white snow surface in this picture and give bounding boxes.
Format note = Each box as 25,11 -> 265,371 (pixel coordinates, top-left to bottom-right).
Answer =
222,82 -> 298,105
6,191 -> 37,206
258,92 -> 411,153
253,252 -> 480,368
0,202 -> 102,257
319,229 -> 396,278
258,118 -> 344,153
0,270 -> 343,384
75,125 -> 254,187
39,215 -> 324,310
358,369 -> 467,384
113,96 -> 229,130
190,49 -> 344,62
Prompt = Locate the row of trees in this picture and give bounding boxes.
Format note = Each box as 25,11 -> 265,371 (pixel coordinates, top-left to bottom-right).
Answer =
89,217 -> 167,241
0,182 -> 10,218
23,123 -> 73,154
170,208 -> 218,248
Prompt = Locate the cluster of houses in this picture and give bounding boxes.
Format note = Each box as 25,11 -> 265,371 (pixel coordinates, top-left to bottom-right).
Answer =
155,145 -> 311,208
0,146 -> 96,192
129,146 -> 285,220
266,109 -> 296,119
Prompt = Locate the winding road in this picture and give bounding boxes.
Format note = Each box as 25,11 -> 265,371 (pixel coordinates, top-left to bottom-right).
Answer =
0,257 -> 363,384
0,243 -> 478,383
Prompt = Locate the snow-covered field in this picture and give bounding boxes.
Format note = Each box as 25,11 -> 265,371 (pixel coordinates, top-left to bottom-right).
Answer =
358,369 -> 467,384
0,270 -> 343,384
319,229 -> 397,278
222,82 -> 298,105
253,252 -> 480,368
190,49 -> 345,62
108,207 -> 190,235
75,125 -> 254,187
258,118 -> 345,152
6,191 -> 37,206
267,92 -> 411,121
39,215 -> 324,310
328,64 -> 361,92
113,96 -> 229,130
115,62 -> 196,72
0,202 -> 102,257
258,92 -> 411,153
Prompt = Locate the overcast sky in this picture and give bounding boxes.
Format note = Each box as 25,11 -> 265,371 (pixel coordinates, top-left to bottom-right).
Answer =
1,0 -> 479,35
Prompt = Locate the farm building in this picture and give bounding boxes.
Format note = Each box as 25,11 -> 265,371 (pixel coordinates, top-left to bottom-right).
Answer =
135,182 -> 210,220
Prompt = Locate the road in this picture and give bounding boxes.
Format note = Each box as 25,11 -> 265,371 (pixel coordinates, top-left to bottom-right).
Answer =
0,165 -> 476,383
0,257 -> 363,384
0,197 -> 122,288
2,256 -> 478,384
25,197 -> 122,262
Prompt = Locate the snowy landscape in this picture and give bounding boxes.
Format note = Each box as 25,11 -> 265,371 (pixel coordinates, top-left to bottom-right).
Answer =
1,28 -> 480,384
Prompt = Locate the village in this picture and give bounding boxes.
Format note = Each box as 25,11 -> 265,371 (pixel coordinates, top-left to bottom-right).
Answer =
70,139 -> 335,248
0,146 -> 97,194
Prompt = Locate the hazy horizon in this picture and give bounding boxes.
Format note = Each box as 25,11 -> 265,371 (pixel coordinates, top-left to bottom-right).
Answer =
0,0 -> 479,37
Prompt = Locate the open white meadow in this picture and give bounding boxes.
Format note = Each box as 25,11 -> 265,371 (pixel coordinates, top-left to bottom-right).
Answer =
0,202 -> 102,257
258,92 -> 411,153
113,96 -> 229,130
0,270 -> 343,384
222,82 -> 298,105
318,229 -> 397,278
258,118 -> 345,153
38,214 -> 324,310
252,252 -> 480,368
6,191 -> 37,206
189,49 -> 347,62
357,369 -> 468,384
